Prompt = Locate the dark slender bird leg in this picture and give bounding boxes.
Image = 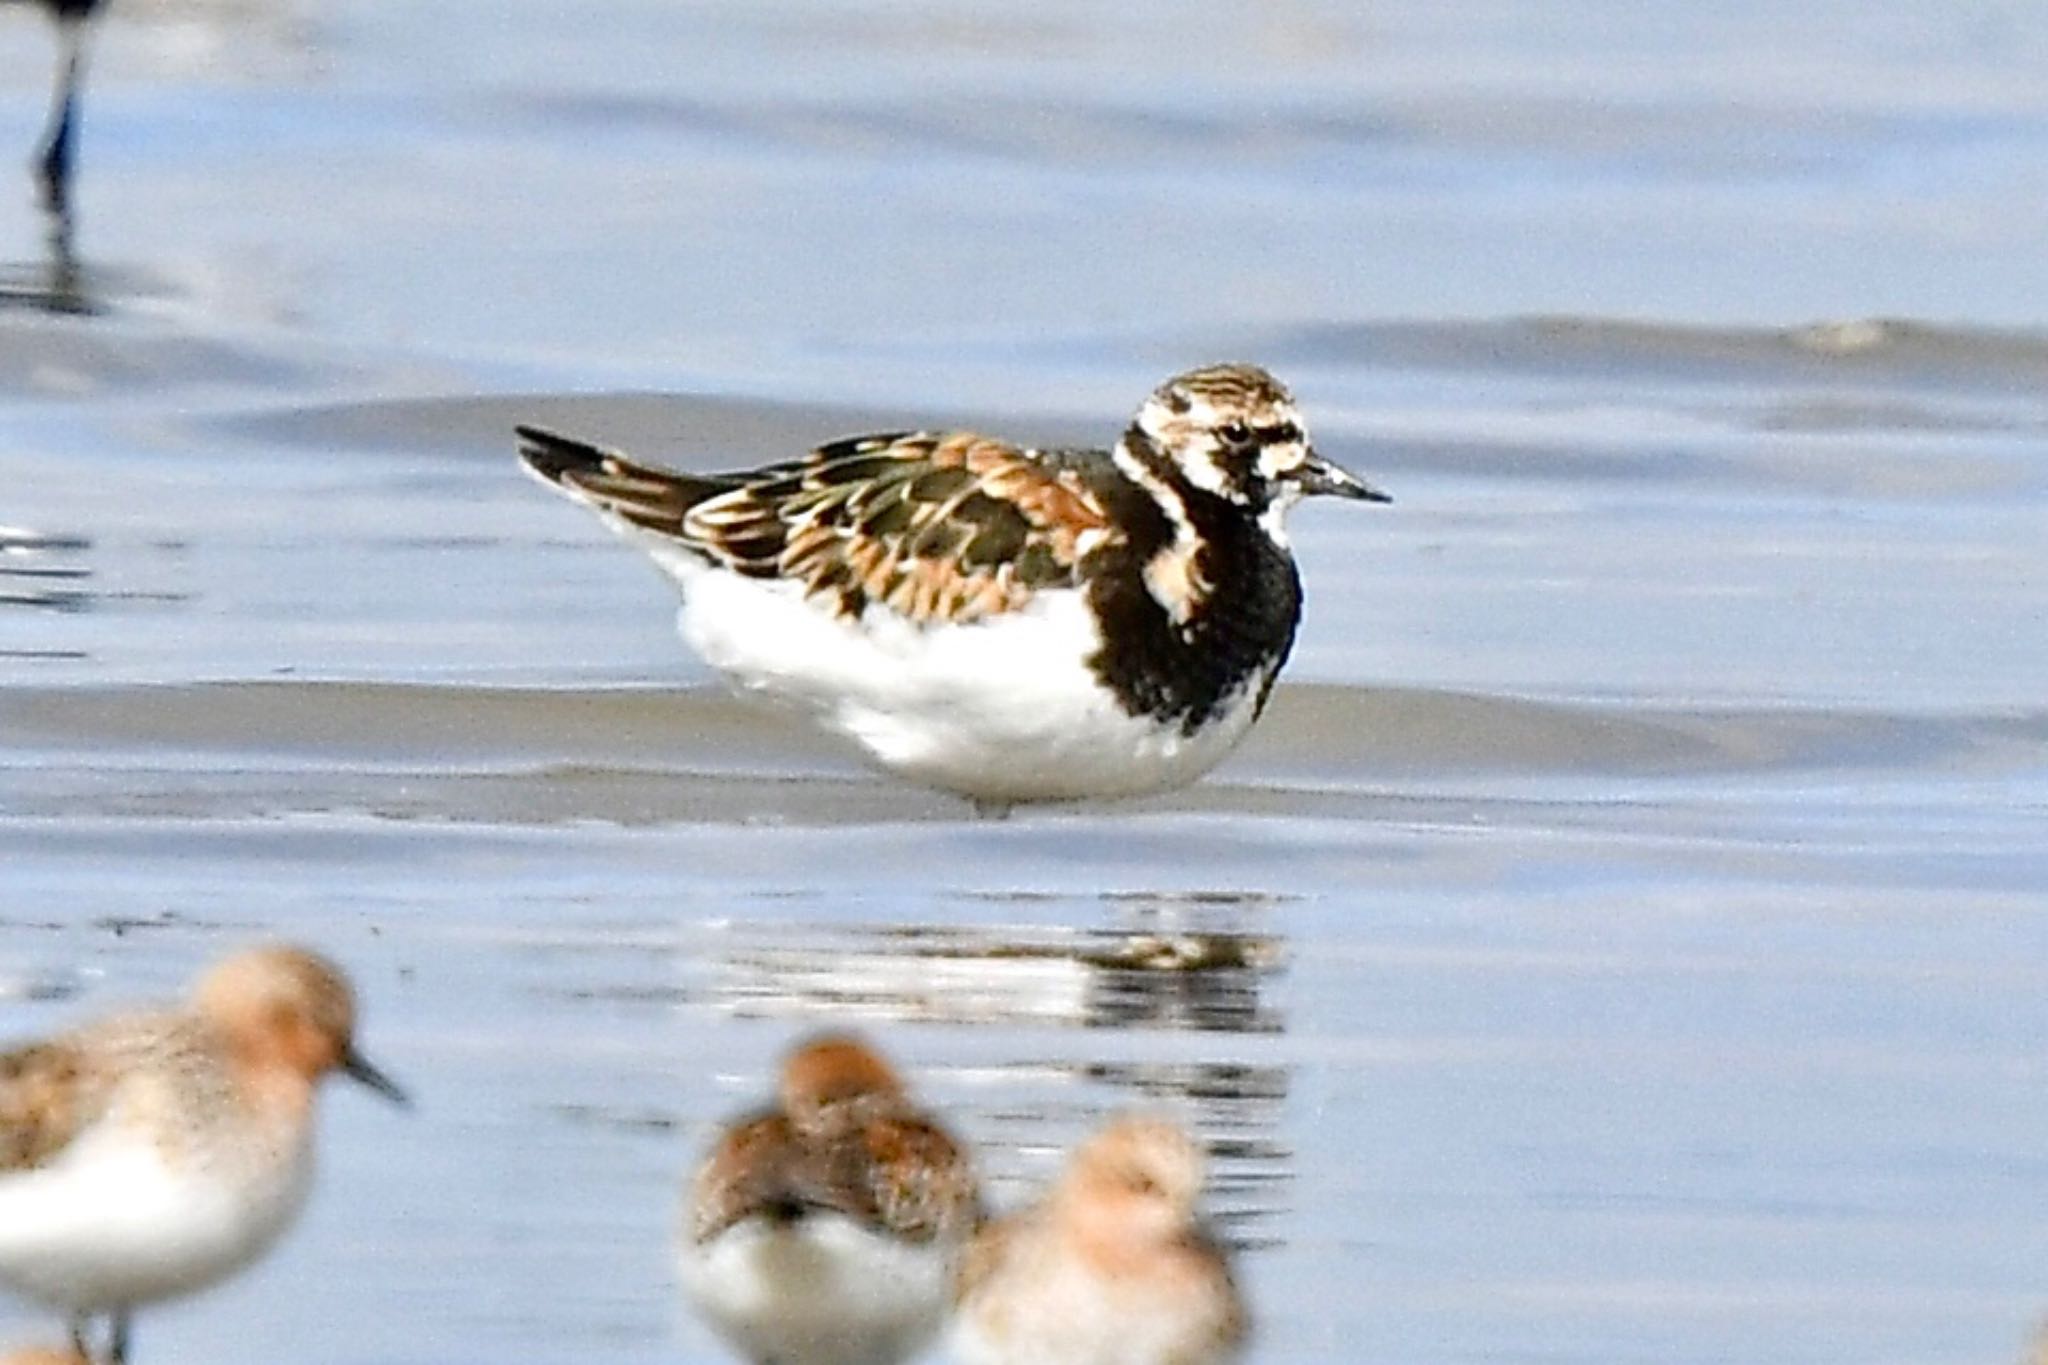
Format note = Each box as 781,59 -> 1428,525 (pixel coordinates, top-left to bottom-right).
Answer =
46,201 -> 80,295
968,796 -> 1014,821
67,1311 -> 94,1360
108,1308 -> 132,1365
37,16 -> 88,218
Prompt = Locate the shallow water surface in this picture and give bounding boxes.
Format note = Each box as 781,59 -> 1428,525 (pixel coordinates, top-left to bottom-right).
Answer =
2,3 -> 2047,1364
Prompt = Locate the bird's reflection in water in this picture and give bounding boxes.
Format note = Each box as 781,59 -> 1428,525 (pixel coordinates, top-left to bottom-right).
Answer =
695,891 -> 1293,1249
0,526 -> 93,662
705,891 -> 1286,1035
0,215 -> 96,317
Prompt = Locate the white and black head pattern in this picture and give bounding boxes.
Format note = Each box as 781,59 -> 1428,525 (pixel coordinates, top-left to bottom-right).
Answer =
1125,363 -> 1388,539
1068,364 -> 1391,735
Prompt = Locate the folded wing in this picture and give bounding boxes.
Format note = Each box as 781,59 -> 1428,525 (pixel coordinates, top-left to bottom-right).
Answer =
520,426 -> 1117,626
0,1037 -> 112,1173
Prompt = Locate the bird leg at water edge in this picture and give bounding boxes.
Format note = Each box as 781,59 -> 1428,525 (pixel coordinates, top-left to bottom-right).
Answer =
37,17 -> 87,217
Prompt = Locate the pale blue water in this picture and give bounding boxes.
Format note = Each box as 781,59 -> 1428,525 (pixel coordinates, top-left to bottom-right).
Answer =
2,3 -> 2046,1364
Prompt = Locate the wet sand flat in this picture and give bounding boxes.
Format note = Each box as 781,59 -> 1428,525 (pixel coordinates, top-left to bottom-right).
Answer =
3,3 -> 2048,1364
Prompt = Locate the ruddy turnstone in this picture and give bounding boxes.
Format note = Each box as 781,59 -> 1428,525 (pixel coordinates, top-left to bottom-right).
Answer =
952,1115 -> 1246,1365
517,363 -> 1388,807
0,945 -> 408,1365
677,1034 -> 981,1365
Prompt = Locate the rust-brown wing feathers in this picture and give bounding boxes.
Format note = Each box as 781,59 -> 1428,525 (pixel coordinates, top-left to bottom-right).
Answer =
688,431 -> 1113,625
824,1113 -> 980,1243
520,426 -> 1116,626
0,1036 -> 116,1172
689,1112 -> 805,1244
691,1108 -> 980,1246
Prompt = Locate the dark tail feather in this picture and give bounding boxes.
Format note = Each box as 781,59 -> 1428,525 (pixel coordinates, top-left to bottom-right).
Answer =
514,424 -> 723,539
515,424 -> 612,487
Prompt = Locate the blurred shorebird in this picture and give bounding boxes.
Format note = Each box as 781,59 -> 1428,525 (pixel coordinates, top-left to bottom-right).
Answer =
8,0 -> 98,217
953,1115 -> 1246,1365
0,944 -> 409,1365
518,363 -> 1389,810
0,1342 -> 89,1365
0,1347 -> 91,1365
678,1034 -> 982,1365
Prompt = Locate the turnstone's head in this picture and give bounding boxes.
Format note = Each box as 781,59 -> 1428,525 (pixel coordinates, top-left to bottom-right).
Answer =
194,945 -> 410,1106
1130,363 -> 1389,521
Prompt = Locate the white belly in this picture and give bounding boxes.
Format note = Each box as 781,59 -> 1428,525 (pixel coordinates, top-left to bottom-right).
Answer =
0,1117 -> 312,1313
668,562 -> 1265,803
678,1213 -> 955,1365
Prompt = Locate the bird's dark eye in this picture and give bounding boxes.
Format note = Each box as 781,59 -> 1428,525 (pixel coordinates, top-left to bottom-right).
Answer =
1218,420 -> 1252,447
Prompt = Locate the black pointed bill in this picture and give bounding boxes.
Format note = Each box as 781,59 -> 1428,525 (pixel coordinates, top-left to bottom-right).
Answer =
343,1045 -> 412,1108
1296,449 -> 1392,503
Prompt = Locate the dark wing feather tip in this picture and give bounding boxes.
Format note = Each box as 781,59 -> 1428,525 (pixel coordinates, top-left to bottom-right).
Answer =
514,425 -> 613,485
516,426 -> 734,541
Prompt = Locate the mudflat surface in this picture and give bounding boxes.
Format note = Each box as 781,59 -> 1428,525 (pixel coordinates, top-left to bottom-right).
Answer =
2,3 -> 2046,1363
